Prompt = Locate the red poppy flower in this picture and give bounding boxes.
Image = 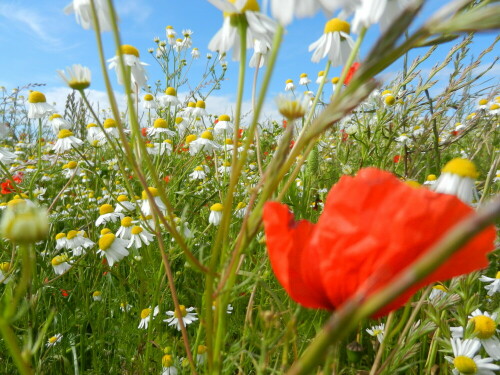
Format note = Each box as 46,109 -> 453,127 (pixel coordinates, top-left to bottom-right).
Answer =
141,127 -> 148,137
344,62 -> 361,86
393,155 -> 401,163
263,168 -> 496,318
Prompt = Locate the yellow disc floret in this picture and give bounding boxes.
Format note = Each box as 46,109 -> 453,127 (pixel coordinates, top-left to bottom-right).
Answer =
143,94 -> 154,101
28,91 -> 47,103
470,315 -> 497,340
219,114 -> 230,122
99,233 -> 116,251
426,174 -> 437,181
87,123 -> 97,129
478,99 -> 488,106
103,118 -> 116,128
331,77 -> 339,84
174,304 -> 187,318
384,95 -> 396,106
55,232 -> 66,240
140,308 -> 151,319
58,129 -> 73,139
131,226 -> 143,235
49,114 -> 62,121
120,44 -> 140,57
51,254 -> 69,266
442,158 -> 479,179
324,18 -> 350,34
162,354 -> 174,367
142,187 -> 159,199
99,204 -> 114,215
165,87 -> 177,96
117,195 -> 128,202
101,228 -> 112,236
0,262 -> 11,273
154,119 -> 168,128
66,230 -> 78,240
67,161 -> 78,169
201,131 -> 213,140
210,203 -> 223,211
121,217 -> 133,227
195,100 -> 206,109
186,134 -> 197,144
453,356 -> 477,374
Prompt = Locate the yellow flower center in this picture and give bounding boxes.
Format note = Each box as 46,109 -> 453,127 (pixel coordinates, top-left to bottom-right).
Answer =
101,228 -> 112,235
58,129 -> 73,139
120,44 -> 140,57
278,99 -> 306,120
51,255 -> 69,266
121,217 -> 133,227
144,94 -> 154,101
49,114 -> 62,121
405,180 -> 421,189
432,284 -> 447,292
210,203 -> 223,212
99,233 -> 116,251
0,262 -> 11,272
324,18 -> 350,34
285,79 -> 293,84
470,315 -> 497,340
87,123 -> 97,128
372,329 -> 383,336
201,131 -> 213,140
453,356 -> 477,374
331,77 -> 339,84
478,99 -> 488,106
219,114 -> 230,122
142,187 -> 159,199
186,134 -> 197,144
154,119 -> 168,128
496,271 -> 500,279
67,161 -> 77,169
140,308 -> 151,319
225,138 -> 233,145
466,113 -> 476,120
99,204 -> 114,215
426,174 -> 437,181
93,291 -> 101,297
28,91 -> 46,103
174,305 -> 187,318
66,230 -> 78,240
187,102 -> 196,108
55,233 -> 66,240
490,104 -> 499,110
131,226 -> 143,235
165,87 -> 177,96
117,195 -> 128,202
198,345 -> 207,354
48,336 -> 59,344
175,117 -> 184,125
442,158 -> 479,179
196,100 -> 206,109
385,95 -> 396,106
300,73 -> 308,78
162,354 -> 173,367
194,166 -> 203,171
103,118 -> 116,128
236,201 -> 246,209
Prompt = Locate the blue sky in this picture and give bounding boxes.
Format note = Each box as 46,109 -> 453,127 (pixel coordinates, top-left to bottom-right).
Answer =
0,0 -> 498,117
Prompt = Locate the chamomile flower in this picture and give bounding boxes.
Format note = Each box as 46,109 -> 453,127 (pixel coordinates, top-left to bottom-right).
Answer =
191,47 -> 200,59
214,114 -> 233,135
53,129 -> 84,154
189,166 -> 207,180
138,306 -> 159,329
429,284 -> 448,301
86,123 -> 103,144
159,87 -> 181,107
27,91 -> 55,119
395,133 -> 412,146
147,119 -> 176,138
209,203 -> 224,226
424,174 -> 437,186
0,148 -> 16,164
92,291 -> 102,301
66,230 -> 94,256
0,262 -> 13,284
299,73 -> 311,85
468,310 -> 500,360
164,305 -> 198,331
48,114 -> 72,134
285,79 -> 295,91
51,255 -> 71,277
142,93 -> 157,110
116,217 -> 134,240
445,338 -> 499,375
309,18 -> 355,66
479,271 -> 500,296
192,100 -> 208,117
478,99 -> 489,110
235,201 -> 248,218
175,117 -> 189,135
127,226 -> 154,249
46,333 -> 63,347
64,0 -> 113,32
141,187 -> 166,216
58,64 -> 91,90
96,233 -> 129,267
55,232 -> 68,250
196,345 -> 208,365
62,161 -> 80,178
316,70 -> 326,84
189,131 -> 222,155
108,45 -> 148,89
161,354 -> 178,375
101,118 -> 120,139
95,204 -> 124,226
366,324 -> 385,343
249,39 -> 270,68
433,158 -> 479,204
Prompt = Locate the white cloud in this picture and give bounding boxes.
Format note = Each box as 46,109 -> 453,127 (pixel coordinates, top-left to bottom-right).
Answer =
0,4 -> 62,48
118,0 -> 152,24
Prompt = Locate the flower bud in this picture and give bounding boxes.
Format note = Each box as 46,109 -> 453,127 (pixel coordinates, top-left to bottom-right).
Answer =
0,200 -> 49,244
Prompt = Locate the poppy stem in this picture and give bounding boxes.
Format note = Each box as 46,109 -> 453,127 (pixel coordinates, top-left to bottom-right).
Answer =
286,195 -> 500,375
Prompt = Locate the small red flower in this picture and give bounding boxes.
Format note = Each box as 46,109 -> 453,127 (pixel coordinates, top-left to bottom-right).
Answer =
344,62 -> 361,86
238,129 -> 244,139
141,127 -> 148,137
393,155 -> 401,163
163,175 -> 171,184
60,289 -> 70,297
289,140 -> 295,149
263,168 -> 496,318
451,130 -> 459,136
340,129 -> 349,142
282,120 -> 288,129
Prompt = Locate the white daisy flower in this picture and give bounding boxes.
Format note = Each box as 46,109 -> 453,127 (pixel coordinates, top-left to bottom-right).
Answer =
147,119 -> 176,138
433,158 -> 479,204
57,64 -> 91,91
142,93 -> 157,110
96,233 -> 129,267
115,196 -> 136,213
209,203 -> 224,226
140,187 -> 166,217
116,217 -> 134,240
55,233 -> 68,250
316,70 -> 326,84
138,306 -> 159,329
159,87 -> 181,107
165,25 -> 176,38
107,45 -> 148,89
299,73 -> 311,85
192,100 -> 208,117
366,323 -> 385,343
0,148 -> 17,164
352,0 -> 411,34
478,99 -> 489,110
95,204 -> 124,226
53,129 -> 84,154
395,133 -> 412,146
127,226 -> 154,249
285,79 -> 295,91
309,18 -> 355,66
92,291 -> 102,301
445,338 -> 500,375
479,271 -> 500,296
214,114 -> 233,136
468,310 -> 500,360
51,254 -> 72,275
249,38 -> 270,68
64,0 -> 113,32
161,354 -> 178,375
46,333 -> 63,348
48,114 -> 72,134
66,230 -> 94,256
189,166 -> 207,180
164,305 -> 198,331
208,0 -> 276,61
27,91 -> 55,119
191,47 -> 200,59
189,131 -> 222,155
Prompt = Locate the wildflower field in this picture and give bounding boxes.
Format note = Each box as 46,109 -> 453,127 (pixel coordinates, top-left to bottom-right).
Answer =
1,0 -> 500,374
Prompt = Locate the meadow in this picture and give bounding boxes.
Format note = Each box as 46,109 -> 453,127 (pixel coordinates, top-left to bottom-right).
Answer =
0,0 -> 499,374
